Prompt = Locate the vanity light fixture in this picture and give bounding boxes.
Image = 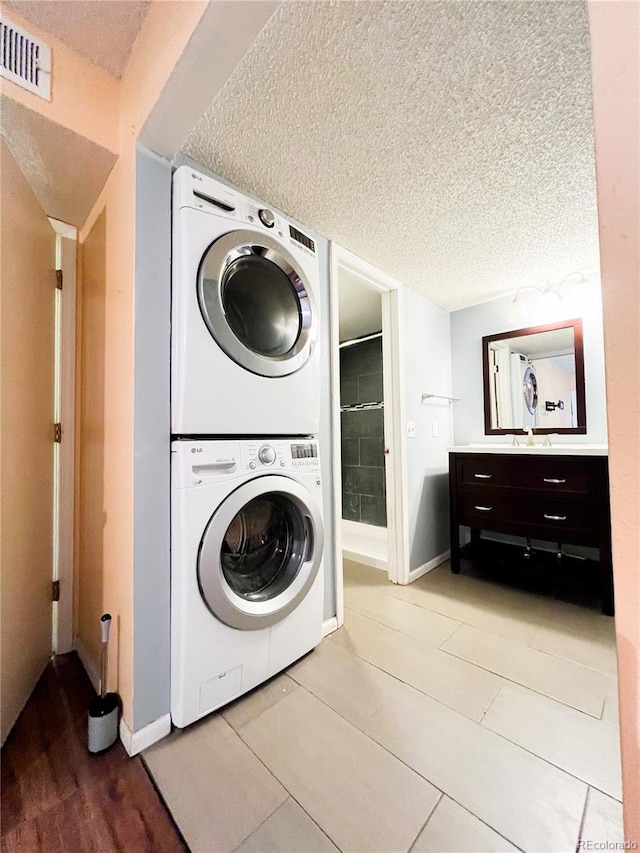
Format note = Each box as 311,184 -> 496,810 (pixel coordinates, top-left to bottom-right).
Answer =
538,283 -> 563,316
507,272 -> 590,324
507,292 -> 531,323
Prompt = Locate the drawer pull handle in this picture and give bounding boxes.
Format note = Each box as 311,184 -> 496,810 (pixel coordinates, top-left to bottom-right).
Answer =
543,478 -> 567,484
474,505 -> 493,512
544,513 -> 567,521
474,473 -> 492,479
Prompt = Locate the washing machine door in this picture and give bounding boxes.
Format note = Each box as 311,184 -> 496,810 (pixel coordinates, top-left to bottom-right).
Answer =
197,230 -> 317,378
198,475 -> 324,629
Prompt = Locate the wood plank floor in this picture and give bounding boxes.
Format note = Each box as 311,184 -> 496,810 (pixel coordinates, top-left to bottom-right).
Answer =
1,653 -> 186,853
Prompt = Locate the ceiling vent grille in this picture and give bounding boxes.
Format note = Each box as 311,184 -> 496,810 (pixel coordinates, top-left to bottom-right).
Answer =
0,16 -> 51,100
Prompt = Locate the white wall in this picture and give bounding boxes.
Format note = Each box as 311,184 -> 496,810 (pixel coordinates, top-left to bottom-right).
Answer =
133,145 -> 172,730
403,288 -> 453,571
450,290 -> 607,445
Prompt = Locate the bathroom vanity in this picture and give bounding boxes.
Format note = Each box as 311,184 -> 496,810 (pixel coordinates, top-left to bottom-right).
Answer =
448,446 -> 613,615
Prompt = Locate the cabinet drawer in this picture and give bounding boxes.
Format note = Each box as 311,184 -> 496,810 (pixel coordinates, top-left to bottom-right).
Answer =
459,490 -> 596,540
457,455 -> 595,496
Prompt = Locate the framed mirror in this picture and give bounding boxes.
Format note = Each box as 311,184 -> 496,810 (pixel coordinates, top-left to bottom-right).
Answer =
482,319 -> 586,435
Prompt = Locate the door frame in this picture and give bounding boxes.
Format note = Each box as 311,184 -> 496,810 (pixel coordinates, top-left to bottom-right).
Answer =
330,243 -> 410,627
49,218 -> 77,654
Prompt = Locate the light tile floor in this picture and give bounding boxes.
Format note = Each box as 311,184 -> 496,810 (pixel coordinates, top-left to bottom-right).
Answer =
145,560 -> 623,853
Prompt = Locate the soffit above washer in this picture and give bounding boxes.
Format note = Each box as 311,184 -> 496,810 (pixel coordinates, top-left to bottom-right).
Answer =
1,95 -> 117,226
182,0 -> 599,311
2,0 -> 150,78
338,269 -> 382,343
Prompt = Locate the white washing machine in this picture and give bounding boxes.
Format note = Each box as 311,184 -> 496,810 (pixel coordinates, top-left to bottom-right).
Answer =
171,437 -> 324,729
172,166 -> 322,436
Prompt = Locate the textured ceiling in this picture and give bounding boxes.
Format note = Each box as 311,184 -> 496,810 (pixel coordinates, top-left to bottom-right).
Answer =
3,1 -> 150,78
499,327 -> 575,358
1,96 -> 117,226
182,0 -> 600,311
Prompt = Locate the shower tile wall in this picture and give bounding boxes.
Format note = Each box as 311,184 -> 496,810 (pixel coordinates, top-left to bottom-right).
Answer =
340,337 -> 387,527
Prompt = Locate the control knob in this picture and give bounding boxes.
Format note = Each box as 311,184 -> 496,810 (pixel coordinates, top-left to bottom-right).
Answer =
258,445 -> 276,465
258,208 -> 275,228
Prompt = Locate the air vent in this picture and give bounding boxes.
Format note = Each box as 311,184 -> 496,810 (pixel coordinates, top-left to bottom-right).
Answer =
0,16 -> 51,100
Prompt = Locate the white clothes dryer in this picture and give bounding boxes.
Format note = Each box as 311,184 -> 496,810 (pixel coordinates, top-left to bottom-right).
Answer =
510,352 -> 538,428
172,166 -> 322,436
171,437 -> 324,729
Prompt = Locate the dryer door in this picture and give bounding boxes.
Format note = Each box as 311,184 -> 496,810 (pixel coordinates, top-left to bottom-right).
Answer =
198,475 -> 324,629
523,365 -> 538,415
197,230 -> 317,378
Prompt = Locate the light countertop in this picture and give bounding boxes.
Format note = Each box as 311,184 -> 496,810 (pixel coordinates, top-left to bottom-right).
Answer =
448,444 -> 609,456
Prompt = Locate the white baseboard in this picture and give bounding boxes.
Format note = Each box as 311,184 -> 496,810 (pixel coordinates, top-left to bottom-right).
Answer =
322,616 -> 338,637
408,550 -> 450,584
75,635 -> 100,693
120,713 -> 171,756
76,635 -> 171,756
342,548 -> 388,572
342,521 -> 389,572
342,519 -> 387,539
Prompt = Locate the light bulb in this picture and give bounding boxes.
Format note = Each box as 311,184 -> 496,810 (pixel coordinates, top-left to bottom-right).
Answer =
508,296 -> 529,324
537,286 -> 562,320
562,274 -> 591,317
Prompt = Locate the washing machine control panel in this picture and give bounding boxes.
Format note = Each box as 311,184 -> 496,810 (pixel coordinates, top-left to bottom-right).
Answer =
244,442 -> 284,471
242,440 -> 320,473
173,439 -> 321,485
290,442 -> 320,471
258,445 -> 276,465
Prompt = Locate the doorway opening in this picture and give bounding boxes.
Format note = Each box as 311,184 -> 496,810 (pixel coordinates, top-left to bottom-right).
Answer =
339,318 -> 387,567
330,244 -> 409,626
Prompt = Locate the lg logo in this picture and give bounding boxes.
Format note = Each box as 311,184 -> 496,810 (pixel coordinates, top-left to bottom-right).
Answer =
190,447 -> 203,454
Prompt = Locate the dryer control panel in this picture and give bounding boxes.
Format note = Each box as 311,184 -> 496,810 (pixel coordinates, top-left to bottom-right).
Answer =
173,166 -> 318,263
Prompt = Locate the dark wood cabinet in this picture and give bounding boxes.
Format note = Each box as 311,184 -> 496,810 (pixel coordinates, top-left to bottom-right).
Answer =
449,451 -> 614,615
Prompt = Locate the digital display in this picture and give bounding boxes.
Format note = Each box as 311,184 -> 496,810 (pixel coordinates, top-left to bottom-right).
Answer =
289,226 -> 316,253
291,443 -> 318,459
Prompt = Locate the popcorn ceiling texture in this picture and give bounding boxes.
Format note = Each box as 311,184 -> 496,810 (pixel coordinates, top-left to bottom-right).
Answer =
3,1 -> 150,78
182,0 -> 600,311
1,95 -> 117,226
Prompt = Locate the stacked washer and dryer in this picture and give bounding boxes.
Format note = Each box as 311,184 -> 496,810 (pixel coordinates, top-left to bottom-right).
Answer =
170,167 -> 325,729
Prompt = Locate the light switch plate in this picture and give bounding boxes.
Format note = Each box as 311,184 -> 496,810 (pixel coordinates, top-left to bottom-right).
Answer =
406,421 -> 416,438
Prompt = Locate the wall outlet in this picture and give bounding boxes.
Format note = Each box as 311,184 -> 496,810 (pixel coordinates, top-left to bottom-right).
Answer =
406,421 -> 416,438
432,420 -> 439,438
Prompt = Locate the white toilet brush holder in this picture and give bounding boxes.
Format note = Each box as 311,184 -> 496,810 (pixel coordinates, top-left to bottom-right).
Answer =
87,613 -> 120,753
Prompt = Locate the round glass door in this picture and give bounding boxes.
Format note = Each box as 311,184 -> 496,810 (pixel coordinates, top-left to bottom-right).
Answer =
523,366 -> 538,415
198,476 -> 324,630
222,257 -> 301,358
221,495 -> 306,601
197,230 -> 317,378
